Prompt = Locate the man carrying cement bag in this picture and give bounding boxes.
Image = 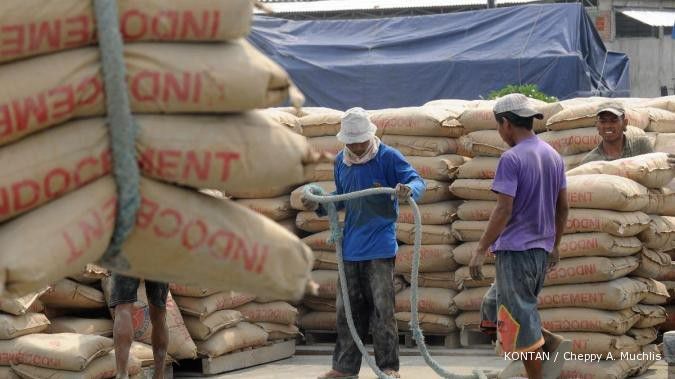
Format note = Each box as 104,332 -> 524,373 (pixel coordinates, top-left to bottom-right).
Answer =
469,94 -> 571,379
110,275 -> 169,379
302,108 -> 425,379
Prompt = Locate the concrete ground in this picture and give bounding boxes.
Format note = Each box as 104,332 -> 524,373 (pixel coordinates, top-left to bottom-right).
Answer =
174,344 -> 668,378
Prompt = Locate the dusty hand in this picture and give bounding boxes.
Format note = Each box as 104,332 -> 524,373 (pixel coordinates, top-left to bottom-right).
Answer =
469,247 -> 488,281
301,195 -> 319,211
395,183 -> 412,200
547,248 -> 560,272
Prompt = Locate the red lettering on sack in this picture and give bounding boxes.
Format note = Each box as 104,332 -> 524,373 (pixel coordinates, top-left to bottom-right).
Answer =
120,10 -> 148,40
137,198 -> 159,229
44,168 -> 71,198
131,71 -> 160,101
151,11 -> 179,40
28,20 -> 60,51
157,149 -> 181,179
181,10 -> 208,39
12,180 -> 40,212
154,208 -> 182,238
215,152 -> 241,181
163,72 -> 191,103
1,25 -> 24,57
49,85 -> 76,119
64,15 -> 91,47
12,93 -> 49,132
182,219 -> 208,251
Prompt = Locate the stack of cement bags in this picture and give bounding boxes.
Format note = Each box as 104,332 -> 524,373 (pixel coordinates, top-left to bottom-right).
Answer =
0,0 -> 313,303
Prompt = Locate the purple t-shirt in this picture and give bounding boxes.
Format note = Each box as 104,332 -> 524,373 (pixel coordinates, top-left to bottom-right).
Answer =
491,135 -> 566,253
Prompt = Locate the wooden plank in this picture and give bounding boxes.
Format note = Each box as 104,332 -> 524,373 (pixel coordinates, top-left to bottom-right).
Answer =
201,340 -> 296,375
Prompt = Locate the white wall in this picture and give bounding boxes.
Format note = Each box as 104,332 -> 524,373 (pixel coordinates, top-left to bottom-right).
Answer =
606,37 -> 675,97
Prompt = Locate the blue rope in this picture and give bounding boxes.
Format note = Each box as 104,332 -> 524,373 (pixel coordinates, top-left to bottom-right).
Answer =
304,185 -> 486,379
93,0 -> 140,270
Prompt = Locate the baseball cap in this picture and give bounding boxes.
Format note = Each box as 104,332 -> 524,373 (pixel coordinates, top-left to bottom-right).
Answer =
337,107 -> 377,144
596,102 -> 625,117
493,93 -> 544,119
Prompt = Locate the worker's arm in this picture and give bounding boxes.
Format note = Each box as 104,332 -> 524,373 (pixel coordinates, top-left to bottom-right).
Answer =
549,187 -> 569,271
469,193 -> 513,280
391,149 -> 426,201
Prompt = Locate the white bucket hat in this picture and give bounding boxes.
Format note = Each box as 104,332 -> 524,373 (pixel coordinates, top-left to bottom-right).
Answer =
337,107 -> 377,144
493,93 -> 544,119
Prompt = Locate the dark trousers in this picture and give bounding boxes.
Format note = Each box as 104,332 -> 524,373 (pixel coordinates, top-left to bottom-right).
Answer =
332,258 -> 399,374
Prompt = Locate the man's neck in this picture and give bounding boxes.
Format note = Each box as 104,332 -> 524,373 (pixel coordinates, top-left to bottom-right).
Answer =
601,135 -> 625,158
513,130 -> 536,145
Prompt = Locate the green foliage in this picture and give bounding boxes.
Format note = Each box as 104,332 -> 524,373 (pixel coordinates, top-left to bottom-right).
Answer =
487,84 -> 558,103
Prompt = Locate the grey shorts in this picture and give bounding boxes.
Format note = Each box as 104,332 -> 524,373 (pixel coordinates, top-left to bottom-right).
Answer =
109,273 -> 169,309
480,249 -> 548,353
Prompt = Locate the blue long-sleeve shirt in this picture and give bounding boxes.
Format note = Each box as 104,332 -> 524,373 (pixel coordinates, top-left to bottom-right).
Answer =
321,144 -> 425,261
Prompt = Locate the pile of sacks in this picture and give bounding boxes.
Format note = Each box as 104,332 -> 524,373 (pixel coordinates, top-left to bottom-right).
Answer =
0,0 -> 314,303
452,152 -> 674,378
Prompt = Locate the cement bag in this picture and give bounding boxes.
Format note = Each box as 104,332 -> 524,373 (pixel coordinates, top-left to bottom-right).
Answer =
539,308 -> 639,335
0,177 -> 115,297
453,266 -> 494,289
25,301 -> 42,315
537,278 -> 647,310
370,107 -> 464,138
566,174 -> 649,212
396,224 -> 455,245
406,155 -> 468,181
546,103 -> 649,131
380,135 -> 460,157
137,114 -> 320,199
299,312 -> 336,331
654,132 -> 675,154
174,292 -> 255,319
183,310 -> 243,341
568,153 -> 674,189
235,196 -> 295,222
646,107 -> 675,132
261,109 -> 302,135
12,333 -> 112,371
626,328 -> 657,346
638,96 -> 675,111
557,233 -> 642,259
632,248 -> 672,279
0,0 -> 253,63
0,291 -> 46,316
295,211 -> 343,233
458,100 -> 553,133
0,313 -> 49,340
102,279 -> 198,360
302,231 -> 335,252
645,188 -> 675,216
69,264 -> 109,285
661,304 -> 675,331
312,251 -> 337,271
451,221 -> 487,242
424,99 -> 472,109
0,367 -> 18,379
557,332 -> 640,358
454,311 -> 480,329
39,279 -> 104,309
544,256 -> 639,286
540,126 -> 644,156
565,209 -> 650,236
196,322 -> 268,358
632,278 -> 669,305
299,108 -> 343,138
449,179 -> 496,201
456,201 -> 495,221
130,341 -> 174,367
0,40 -> 293,146
395,312 -> 457,334
656,262 -> 675,281
291,182 -> 335,211
638,216 -> 675,251
0,119 -> 110,223
310,162 -> 335,182
402,272 -> 458,290
564,153 -> 588,171
311,270 -> 338,300
632,304 -> 667,328
399,201 -> 461,225
452,243 -> 494,266
46,317 -> 112,337
303,297 -> 335,312
395,245 -> 458,273
168,284 -> 218,298
420,180 -> 456,204
118,178 -> 314,301
234,302 -> 297,325
256,322 -> 300,341
456,157 -> 498,179
395,288 -> 458,316
459,131 -> 508,157
12,351 -> 141,379
308,136 -> 343,156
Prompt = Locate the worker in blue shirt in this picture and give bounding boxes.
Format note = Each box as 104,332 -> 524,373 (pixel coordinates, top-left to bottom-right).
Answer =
303,107 -> 426,379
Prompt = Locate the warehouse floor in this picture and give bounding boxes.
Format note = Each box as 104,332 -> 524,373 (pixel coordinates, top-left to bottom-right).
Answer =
174,345 -> 668,378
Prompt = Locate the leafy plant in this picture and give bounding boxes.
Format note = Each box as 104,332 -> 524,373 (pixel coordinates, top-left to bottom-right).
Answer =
487,84 -> 558,103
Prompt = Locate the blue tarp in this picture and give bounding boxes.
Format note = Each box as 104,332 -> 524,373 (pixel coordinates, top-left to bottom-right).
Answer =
249,4 -> 630,110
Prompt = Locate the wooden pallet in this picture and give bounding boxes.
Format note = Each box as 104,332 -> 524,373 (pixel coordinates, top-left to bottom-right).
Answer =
175,339 -> 295,376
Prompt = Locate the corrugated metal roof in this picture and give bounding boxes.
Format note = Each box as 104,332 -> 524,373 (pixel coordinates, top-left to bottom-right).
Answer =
255,0 -> 540,14
621,9 -> 675,27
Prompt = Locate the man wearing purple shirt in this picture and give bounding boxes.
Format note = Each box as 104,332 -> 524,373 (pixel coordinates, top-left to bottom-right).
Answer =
469,94 -> 570,379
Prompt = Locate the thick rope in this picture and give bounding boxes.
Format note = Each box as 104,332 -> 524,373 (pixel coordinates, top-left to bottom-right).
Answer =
93,0 -> 141,270
304,185 -> 486,379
